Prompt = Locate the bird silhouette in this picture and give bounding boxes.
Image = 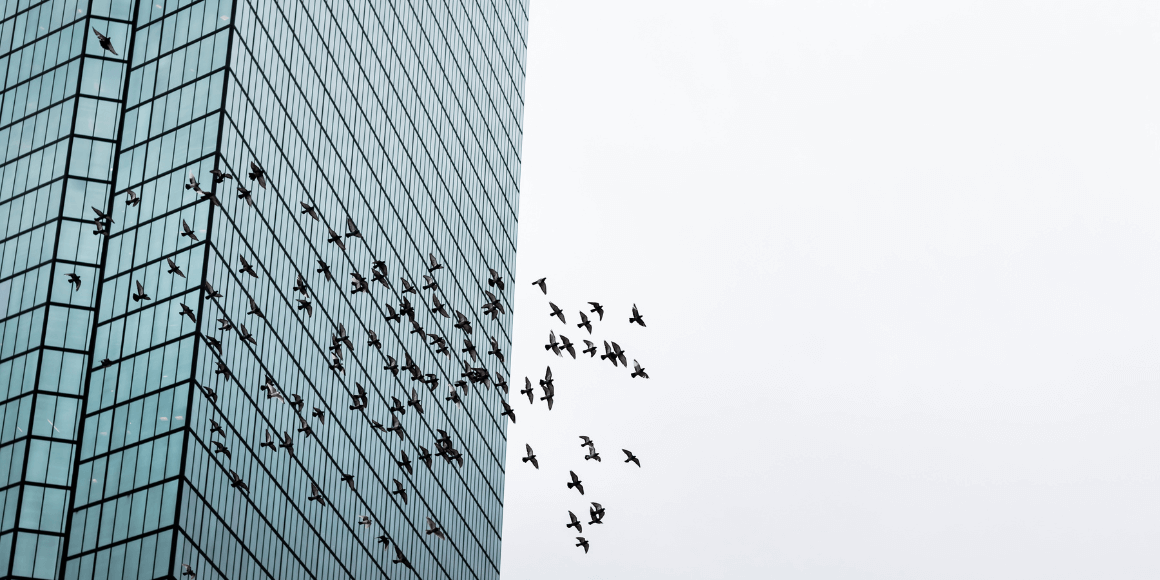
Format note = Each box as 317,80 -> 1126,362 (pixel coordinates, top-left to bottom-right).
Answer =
581,340 -> 597,357
568,471 -> 584,495
210,169 -> 233,183
237,185 -> 254,207
392,547 -> 414,571
259,429 -> 276,452
181,563 -> 196,578
623,449 -> 641,467
203,282 -> 223,299
548,302 -> 566,323
407,388 -> 424,414
238,255 -> 257,278
340,472 -> 355,491
632,360 -> 650,379
307,482 -> 325,505
66,273 -> 81,291
629,304 -> 647,327
488,268 -> 505,290
589,502 -> 606,525
396,450 -> 413,475
427,253 -> 442,272
345,217 -> 362,239
487,337 -> 505,362
178,303 -> 196,322
422,275 -> 438,291
521,377 -> 535,404
131,280 -> 150,302
544,331 -> 561,356
588,302 -> 604,320
426,517 -> 447,540
211,440 -> 230,460
327,227 -> 346,251
601,341 -> 619,367
392,479 -> 408,504
181,220 -> 198,241
92,28 -> 117,54
558,335 -> 577,358
532,277 -> 547,294
316,260 -> 332,281
500,401 -> 516,423
248,162 -> 267,188
522,444 -> 539,469
577,311 -> 592,333
576,537 -> 589,553
228,470 -> 248,493
125,190 -> 140,206
566,510 -> 583,533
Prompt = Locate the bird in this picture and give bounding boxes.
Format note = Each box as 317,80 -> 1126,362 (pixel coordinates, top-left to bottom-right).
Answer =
66,273 -> 81,291
630,304 -> 646,327
576,537 -> 590,553
558,335 -> 577,358
209,419 -> 225,436
426,517 -> 446,540
300,202 -> 318,220
454,311 -> 473,334
388,397 -> 406,416
92,28 -> 117,54
581,340 -> 597,357
163,258 -> 183,280
386,416 -> 404,440
236,185 -> 254,207
399,277 -> 417,294
248,162 -> 267,188
427,253 -> 442,271
612,342 -> 628,366
259,429 -> 276,452
326,227 -> 346,251
568,471 -> 584,495
398,298 -> 415,319
589,502 -> 606,525
237,324 -> 256,345
289,393 -> 306,412
384,304 -> 401,324
520,378 -> 535,405
90,206 -> 113,225
391,479 -> 408,504
422,275 -> 438,291
410,320 -> 427,342
585,449 -> 601,462
185,174 -> 203,194
211,440 -> 231,460
487,337 -> 505,362
238,255 -> 257,278
577,311 -> 592,333
210,169 -> 233,183
131,280 -> 150,302
178,303 -> 196,322
246,296 -> 264,319
462,338 -> 478,361
487,268 -> 504,290
278,431 -> 294,456
367,330 -> 382,349
228,470 -> 248,493
522,444 -> 538,469
296,416 -> 313,436
631,360 -> 649,379
92,220 -> 107,236
340,473 -> 355,491
407,388 -> 424,414
431,294 -> 449,317
445,388 -> 462,407
125,190 -> 140,206
566,511 -> 583,533
350,272 -> 369,294
544,331 -> 561,356
292,273 -> 309,296
180,220 -> 198,241
312,407 -> 326,424
296,299 -> 313,317
97,358 -> 114,369
384,356 -> 399,376
392,547 -> 414,571
532,277 -> 547,294
600,341 -> 619,367
358,515 -> 372,529
579,436 -> 595,449
203,282 -> 223,299
216,318 -> 233,331
345,217 -> 361,239
588,301 -> 604,320
396,450 -> 413,475
621,447 -> 640,466
376,535 -> 389,548
307,482 -> 325,505
539,366 -> 555,390
214,361 -> 231,380
500,401 -> 516,423
494,373 -> 509,394
548,302 -> 566,323
316,259 -> 332,281
200,385 -> 217,404
181,563 -> 196,578
540,384 -> 555,410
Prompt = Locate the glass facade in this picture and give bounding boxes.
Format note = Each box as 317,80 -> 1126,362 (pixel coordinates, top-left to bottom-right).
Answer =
0,0 -> 526,578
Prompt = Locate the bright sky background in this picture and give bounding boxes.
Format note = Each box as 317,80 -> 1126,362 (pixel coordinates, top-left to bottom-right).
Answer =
499,1 -> 1160,578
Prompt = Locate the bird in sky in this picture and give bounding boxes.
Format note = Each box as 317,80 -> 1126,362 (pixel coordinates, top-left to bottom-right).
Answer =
539,366 -> 555,390
488,268 -> 504,290
566,511 -> 583,533
601,341 -> 619,367
386,415 -> 404,440
422,275 -> 438,291
214,361 -> 231,380
577,311 -> 592,334
392,547 -> 414,571
237,185 -> 254,207
589,502 -> 606,525
630,304 -> 647,327
185,174 -> 203,194
211,440 -> 230,460
544,331 -> 561,356
532,277 -> 547,294
260,429 -> 276,452
384,356 -> 399,376
396,450 -> 414,475
210,169 -> 232,183
296,299 -> 312,317
316,260 -> 332,280
181,220 -> 198,241
210,419 -> 225,437
248,162 -> 267,188
312,407 -> 326,424
204,336 -> 221,352
389,397 -> 405,416
632,360 -> 650,379
612,342 -> 628,366
575,537 -> 589,553
579,436 -> 595,449
462,338 -> 478,361
92,28 -> 117,54
585,448 -> 602,462
392,479 -> 408,504
278,431 -> 294,456
237,324 -> 256,345
400,277 -> 417,294
358,515 -> 372,529
521,378 -> 535,405
238,255 -> 257,278
203,282 -> 222,299
131,280 -> 150,302
588,301 -> 604,320
427,253 -> 442,272
407,388 -> 424,414
181,563 -> 196,578
178,303 -> 196,322
500,401 -> 516,423
367,330 -> 382,349
66,273 -> 81,291
568,471 -> 584,495
426,517 -> 446,540
340,472 -> 355,491
125,190 -> 140,206
296,416 -> 313,437
384,304 -> 401,324
327,227 -> 346,251
431,294 -> 449,317
345,217 -> 361,239
417,446 -> 433,469
487,337 -> 505,363
549,302 -> 566,323
247,296 -> 264,319
307,482 -> 325,505
216,318 -> 232,331
300,202 -> 318,220
559,334 -> 577,359
293,273 -> 309,296
228,470 -> 248,493
522,444 -> 539,469
623,449 -> 641,467
581,340 -> 597,357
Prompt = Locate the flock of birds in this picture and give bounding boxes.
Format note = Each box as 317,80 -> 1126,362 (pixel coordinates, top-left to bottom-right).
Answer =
513,277 -> 649,554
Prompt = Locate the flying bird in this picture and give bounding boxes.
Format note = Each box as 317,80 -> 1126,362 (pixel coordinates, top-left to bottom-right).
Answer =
567,471 -> 584,495
558,335 -> 576,359
577,311 -> 592,333
422,275 -> 438,291
358,515 -> 372,529
211,440 -> 231,460
386,415 -> 404,440
210,169 -> 233,183
92,28 -> 117,54
312,407 -> 326,424
296,299 -> 313,317
237,185 -> 254,207
392,547 -> 414,571
238,255 -> 257,278
384,356 -> 399,376
521,378 -> 535,404
396,450 -> 413,475
300,202 -> 318,220
426,517 -> 446,540
431,294 -> 449,317
427,253 -> 442,272
612,342 -> 628,366
164,258 -> 185,278
131,280 -> 150,302
180,220 -> 198,241
629,304 -> 647,327
237,324 -> 256,345
548,302 -> 566,323
566,511 -> 583,533
228,470 -> 248,493
203,282 -> 223,299
296,416 -> 313,436
399,277 -> 417,294
544,331 -> 561,356
391,479 -> 408,504
532,277 -> 547,294
259,429 -> 276,452
327,227 -> 346,251
125,190 -> 140,206
601,341 -> 619,367
66,273 -> 81,291
576,537 -> 590,553
248,162 -> 267,188
589,502 -> 606,525
585,448 -> 602,462
407,388 -> 424,414
316,259 -> 332,280
345,217 -> 361,239
522,444 -> 538,469
487,268 -> 504,290
340,472 -> 355,491
178,303 -> 196,322
588,302 -> 604,320
500,401 -> 516,423
581,340 -> 597,357
579,436 -> 595,449
454,311 -> 473,334
307,482 -> 325,505
209,419 -> 225,436
181,563 -> 196,578
247,296 -> 264,318
487,337 -> 505,362
623,449 -> 641,467
632,360 -> 650,379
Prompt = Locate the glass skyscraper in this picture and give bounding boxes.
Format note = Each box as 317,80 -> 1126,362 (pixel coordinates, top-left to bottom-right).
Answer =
0,0 -> 526,578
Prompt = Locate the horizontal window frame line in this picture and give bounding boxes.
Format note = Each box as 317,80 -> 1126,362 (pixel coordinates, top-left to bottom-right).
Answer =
0,432 -> 83,450
0,173 -> 66,213
0,526 -> 65,538
0,300 -> 94,327
94,272 -> 203,328
68,473 -> 180,518
0,257 -> 100,291
0,16 -> 83,61
114,150 -> 218,196
0,386 -> 84,409
123,66 -> 225,114
125,24 -> 228,76
0,133 -> 70,172
62,523 -> 177,562
0,0 -> 52,29
116,106 -> 223,160
0,344 -> 89,370
82,377 -> 193,422
0,53 -> 82,96
0,478 -> 73,495
0,95 -> 78,135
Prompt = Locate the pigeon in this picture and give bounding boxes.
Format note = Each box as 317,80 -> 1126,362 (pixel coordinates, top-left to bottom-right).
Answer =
422,275 -> 438,291
522,444 -> 539,469
576,537 -> 590,553
410,319 -> 427,342
237,185 -> 254,207
579,436 -> 595,449
210,169 -> 233,183
340,472 -> 355,491
214,361 -> 230,379
228,470 -> 248,493
585,449 -> 601,462
259,429 -> 276,451
185,174 -> 203,194
248,162 -> 267,188
431,294 -> 449,317
238,255 -> 257,278
392,479 -> 408,504
125,190 -> 140,206
454,311 -> 473,334
358,515 -> 372,529
521,378 -> 535,404
386,416 -> 404,440
180,220 -> 199,241
568,471 -> 584,495
566,511 -> 583,533
612,342 -> 628,366
178,303 -> 196,322
487,268 -> 504,290
601,341 -> 619,367
278,431 -> 294,456
296,299 -> 313,317
300,202 -> 319,220
350,272 -> 369,294
392,547 -> 414,571
216,318 -> 233,331
539,367 -> 555,390
316,260 -> 332,280
623,449 -> 641,467
629,304 -> 646,327
577,311 -> 593,334
388,397 -> 406,416
247,296 -> 264,319
371,419 -> 387,433
92,28 -> 117,54
540,384 -> 554,410
426,517 -> 447,540
293,273 -> 309,296
90,206 -> 113,225
494,373 -> 509,395
203,282 -> 223,299
367,330 -> 382,349
237,324 -> 256,345
92,220 -> 107,236
588,302 -> 604,320
211,440 -> 231,460
589,502 -> 606,525
500,401 -> 516,423
427,253 -> 442,272
400,277 -> 417,294
558,335 -> 576,359
384,304 -> 401,323
532,277 -> 547,294
181,563 -> 196,578
384,356 -> 399,376
631,360 -> 649,379
296,416 -> 313,436
396,450 -> 413,475
312,407 -> 326,424
581,340 -> 597,357
462,338 -> 478,361
307,482 -> 325,505
209,419 -> 225,436
376,535 -> 389,548
544,331 -> 561,356
66,273 -> 81,291
487,337 -> 505,363
398,298 -> 415,319
131,280 -> 150,302
327,227 -> 346,251
548,302 -> 566,323
200,385 -> 217,404
407,388 -> 424,414
345,217 -> 362,239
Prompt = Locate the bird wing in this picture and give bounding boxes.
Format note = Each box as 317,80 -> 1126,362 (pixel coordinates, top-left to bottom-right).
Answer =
135,280 -> 144,293
525,444 -> 533,456
346,217 -> 358,234
311,482 -> 321,495
545,366 -> 553,380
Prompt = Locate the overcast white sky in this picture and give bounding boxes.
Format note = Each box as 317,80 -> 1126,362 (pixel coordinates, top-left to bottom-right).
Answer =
498,1 -> 1160,578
